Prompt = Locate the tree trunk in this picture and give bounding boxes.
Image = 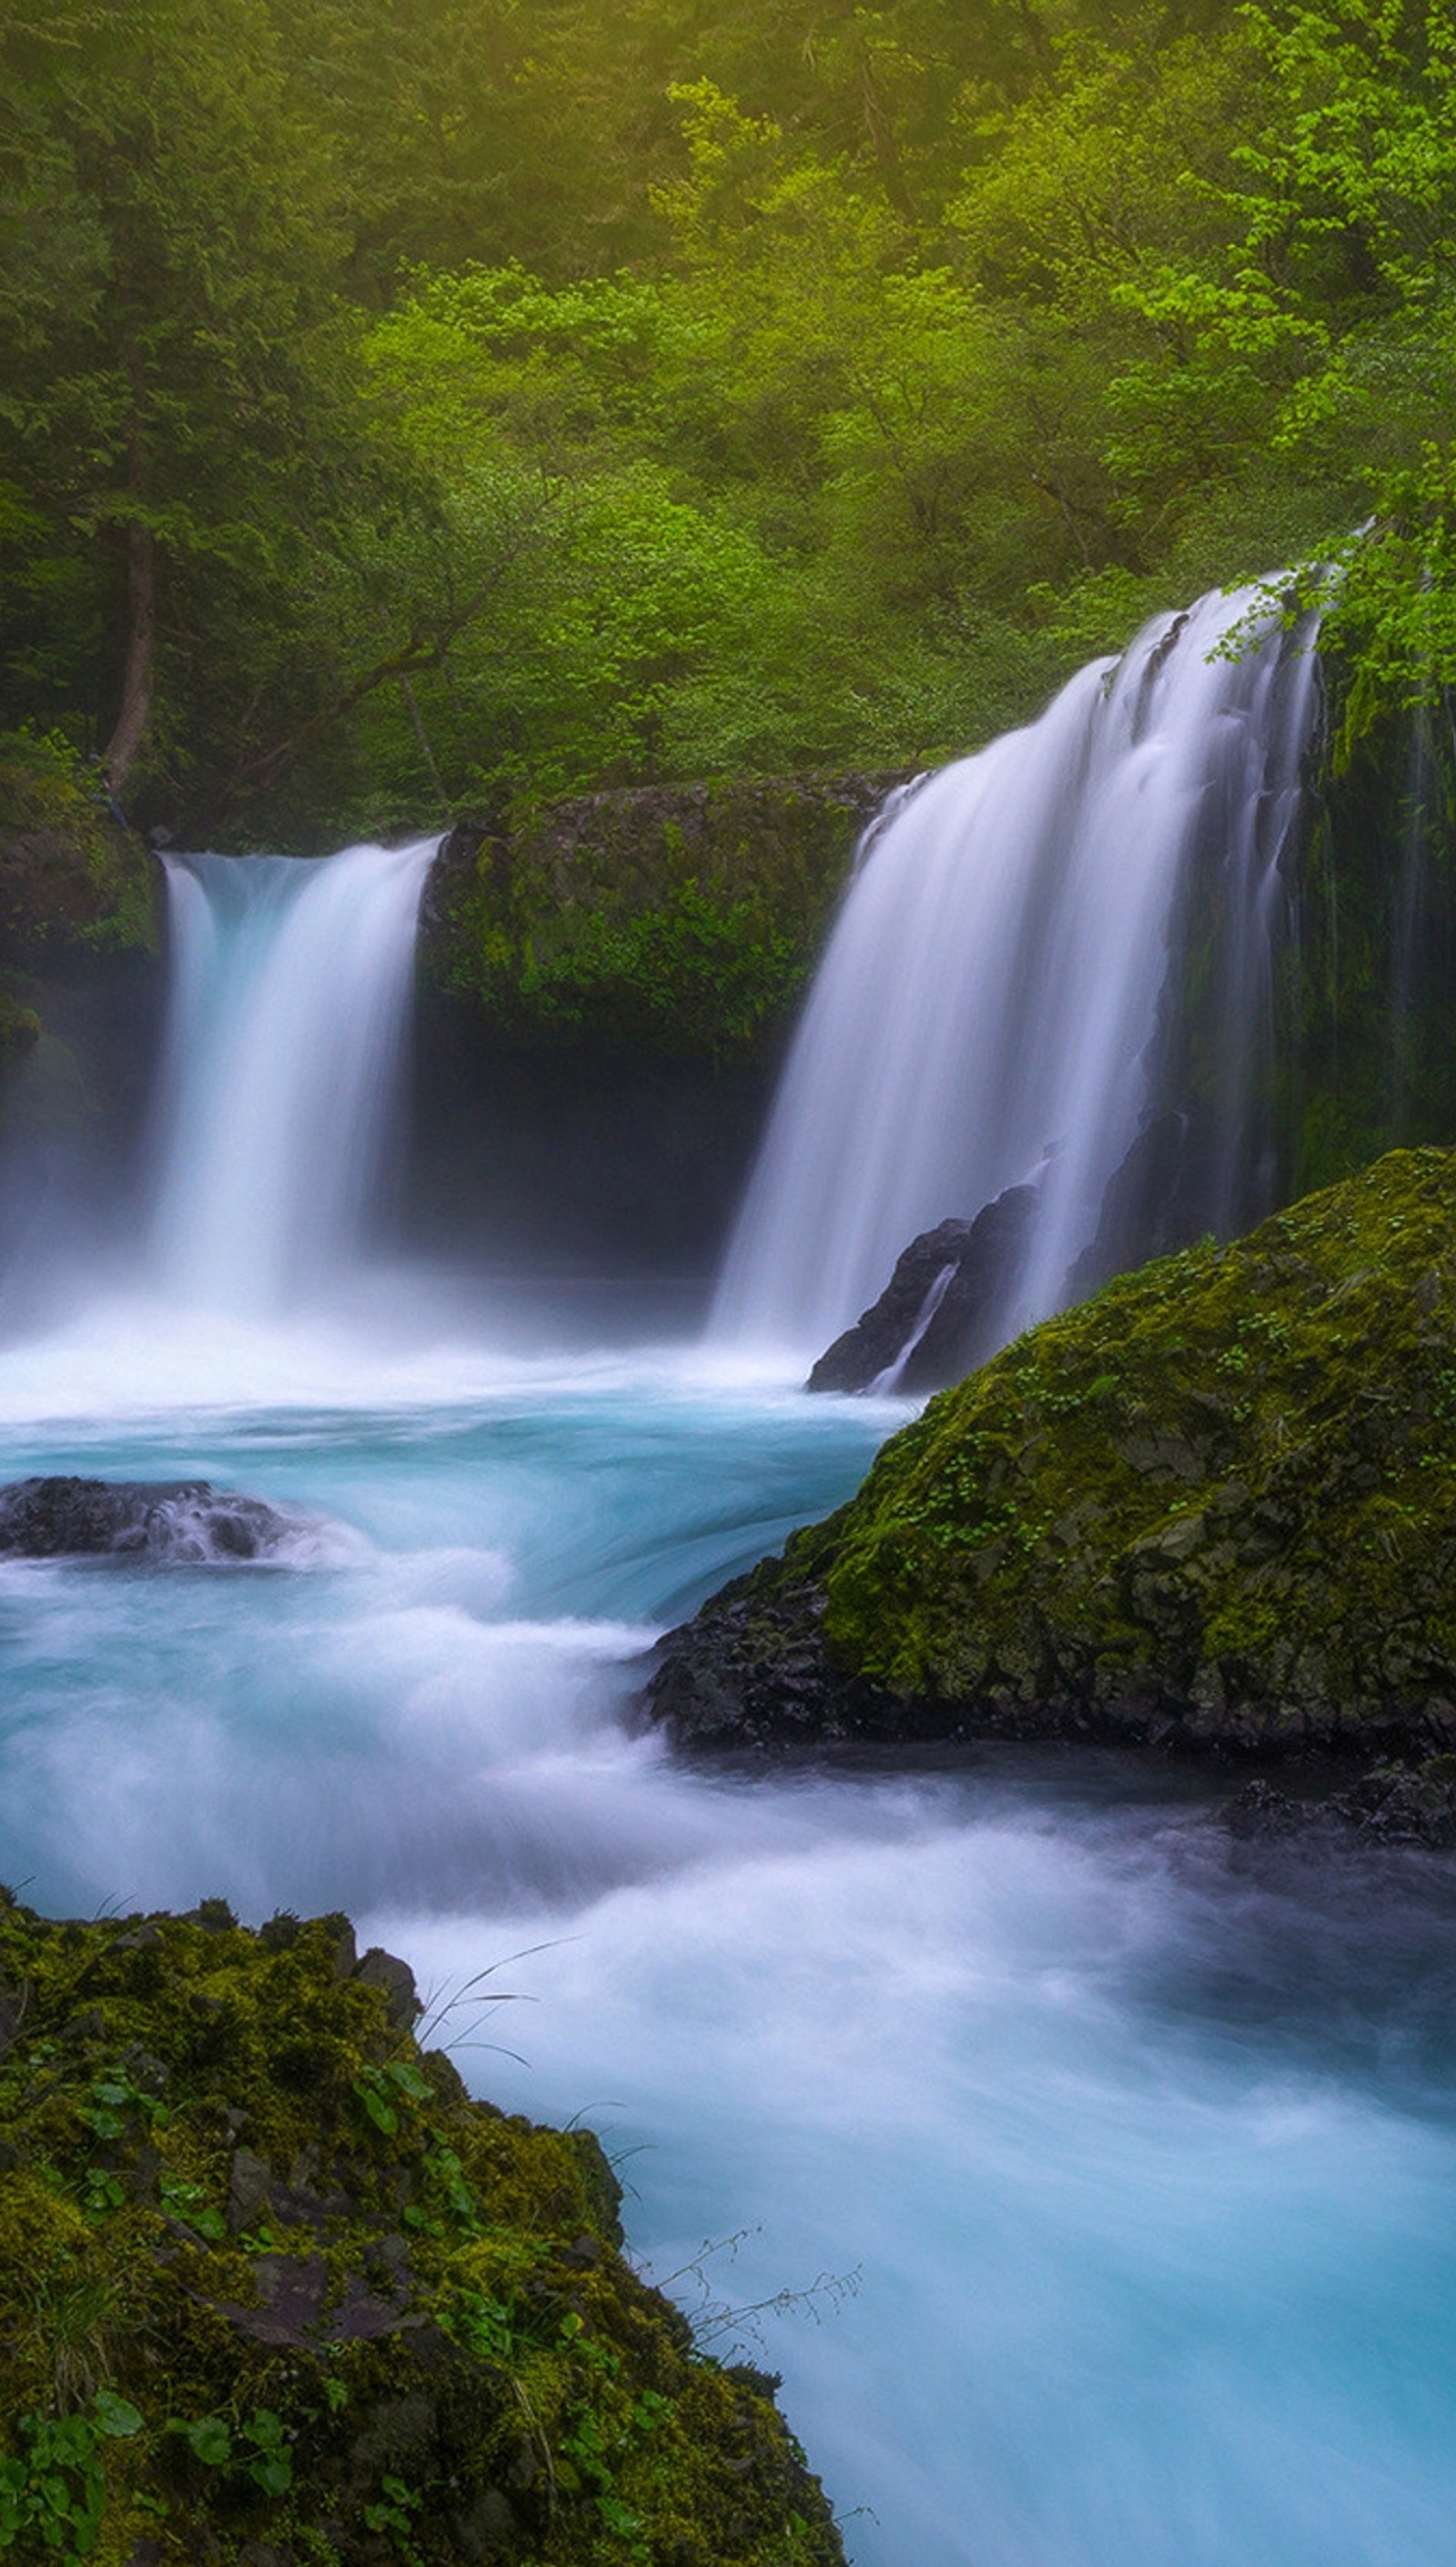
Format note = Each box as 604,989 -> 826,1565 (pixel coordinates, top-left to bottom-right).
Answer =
104,517 -> 156,799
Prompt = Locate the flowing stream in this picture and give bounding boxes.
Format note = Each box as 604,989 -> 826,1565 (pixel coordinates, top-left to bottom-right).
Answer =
3,788 -> 1456,2567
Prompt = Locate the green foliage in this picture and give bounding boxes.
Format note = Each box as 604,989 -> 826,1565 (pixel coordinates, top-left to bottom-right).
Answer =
0,2393 -> 141,2561
1,0 -> 1453,835
470,877 -> 804,1056
435,776 -> 885,1058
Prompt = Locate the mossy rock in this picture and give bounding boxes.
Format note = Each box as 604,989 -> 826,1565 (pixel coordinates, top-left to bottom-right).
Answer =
1273,679 -> 1456,1198
649,1149 -> 1456,1761
0,1895 -> 843,2567
0,745 -> 156,964
423,776 -> 906,1061
1,739 -> 158,1075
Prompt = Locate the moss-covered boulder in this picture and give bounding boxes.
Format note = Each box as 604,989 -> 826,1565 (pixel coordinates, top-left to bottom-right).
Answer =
649,1149 -> 1456,1762
423,776 -> 905,1061
0,1894 -> 842,2567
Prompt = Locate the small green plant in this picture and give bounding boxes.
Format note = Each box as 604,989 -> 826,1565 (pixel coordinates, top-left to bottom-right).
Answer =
0,2390 -> 141,2559
362,2473 -> 424,2566
352,2057 -> 431,2138
80,2170 -> 124,2224
77,2068 -> 168,2147
443,2286 -> 517,2365
164,2408 -> 293,2497
157,2178 -> 226,2242
403,2139 -> 481,2237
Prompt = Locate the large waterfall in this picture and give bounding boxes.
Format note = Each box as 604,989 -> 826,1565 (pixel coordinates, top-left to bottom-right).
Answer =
713,585 -> 1321,1359
147,839 -> 437,1312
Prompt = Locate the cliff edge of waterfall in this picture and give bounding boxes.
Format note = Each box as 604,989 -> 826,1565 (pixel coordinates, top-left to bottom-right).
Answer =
422,774 -> 906,1060
0,1891 -> 844,2567
648,1149 -> 1456,1811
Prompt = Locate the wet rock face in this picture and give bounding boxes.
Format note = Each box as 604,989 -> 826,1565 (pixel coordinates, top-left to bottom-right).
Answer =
1065,1107 -> 1227,1302
649,1150 -> 1456,1766
646,1582 -> 841,1749
807,1187 -> 1039,1395
0,1476 -> 310,1562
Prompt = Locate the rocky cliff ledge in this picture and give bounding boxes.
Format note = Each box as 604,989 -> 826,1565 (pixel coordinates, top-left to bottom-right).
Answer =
0,1895 -> 842,2567
648,1150 -> 1456,1767
422,775 -> 906,1061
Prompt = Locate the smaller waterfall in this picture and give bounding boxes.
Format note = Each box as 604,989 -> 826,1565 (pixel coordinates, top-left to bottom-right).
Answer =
713,585 -> 1320,1361
147,839 -> 437,1313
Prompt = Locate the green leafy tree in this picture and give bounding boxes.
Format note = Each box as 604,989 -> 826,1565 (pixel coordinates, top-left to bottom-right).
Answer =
0,0 -> 369,803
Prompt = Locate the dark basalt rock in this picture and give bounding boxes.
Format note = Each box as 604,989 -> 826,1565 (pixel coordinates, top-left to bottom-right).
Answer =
647,1581 -> 843,1749
648,1151 -> 1456,1772
1067,1107 -> 1228,1303
0,1474 -> 312,1562
1224,1755 -> 1456,1849
807,1184 -> 1039,1395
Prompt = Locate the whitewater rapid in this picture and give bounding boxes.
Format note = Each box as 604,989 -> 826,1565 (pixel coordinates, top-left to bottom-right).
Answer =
2,1342 -> 1456,2567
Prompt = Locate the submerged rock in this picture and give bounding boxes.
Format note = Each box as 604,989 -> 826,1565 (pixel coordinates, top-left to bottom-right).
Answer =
0,1475 -> 321,1563
0,1892 -> 844,2567
649,1150 -> 1456,1764
807,1186 -> 1038,1394
1222,1754 -> 1456,1848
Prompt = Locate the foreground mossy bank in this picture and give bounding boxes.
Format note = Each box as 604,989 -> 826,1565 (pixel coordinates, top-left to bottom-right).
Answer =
0,1897 -> 841,2567
651,1151 -> 1456,1763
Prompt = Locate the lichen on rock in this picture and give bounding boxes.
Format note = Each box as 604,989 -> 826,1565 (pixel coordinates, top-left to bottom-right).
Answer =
648,1149 -> 1456,1764
0,1895 -> 844,2566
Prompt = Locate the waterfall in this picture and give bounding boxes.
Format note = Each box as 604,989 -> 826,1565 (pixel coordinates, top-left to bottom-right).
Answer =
713,585 -> 1321,1360
147,839 -> 437,1312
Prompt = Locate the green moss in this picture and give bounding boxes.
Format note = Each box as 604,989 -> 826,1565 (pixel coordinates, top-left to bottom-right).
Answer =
0,733 -> 156,963
0,1896 -> 844,2567
460,876 -> 806,1058
429,776 -> 901,1061
662,1150 -> 1456,1757
1275,689 -> 1456,1197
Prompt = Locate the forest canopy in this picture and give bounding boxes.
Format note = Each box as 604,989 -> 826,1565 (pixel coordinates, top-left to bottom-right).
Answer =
0,0 -> 1452,841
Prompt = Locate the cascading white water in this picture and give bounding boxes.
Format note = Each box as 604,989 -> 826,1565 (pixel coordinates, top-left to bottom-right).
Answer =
147,839 -> 437,1312
713,586 -> 1321,1358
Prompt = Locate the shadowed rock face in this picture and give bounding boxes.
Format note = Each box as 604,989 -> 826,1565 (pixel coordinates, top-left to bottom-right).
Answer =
1065,1108 -> 1226,1303
807,1187 -> 1039,1395
0,1476 -> 312,1562
648,1151 -> 1456,1770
